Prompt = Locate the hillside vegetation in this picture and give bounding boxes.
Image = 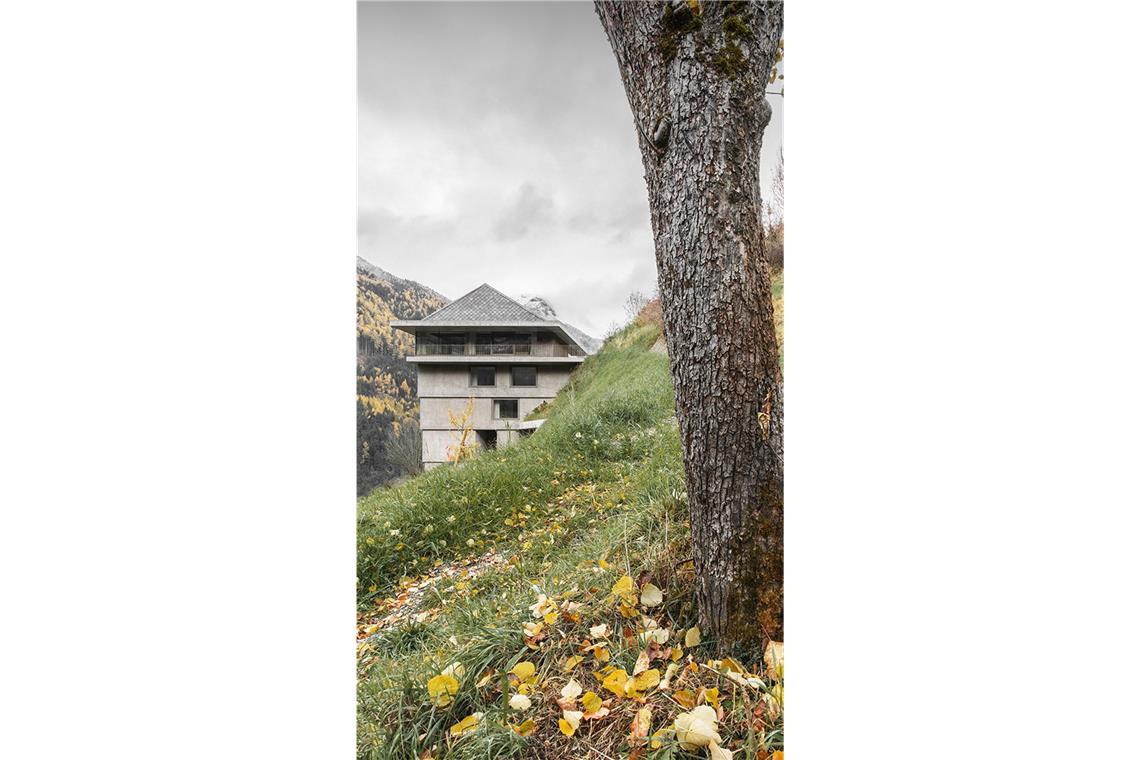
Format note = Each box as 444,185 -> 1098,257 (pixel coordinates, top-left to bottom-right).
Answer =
357,258 -> 448,495
356,277 -> 784,760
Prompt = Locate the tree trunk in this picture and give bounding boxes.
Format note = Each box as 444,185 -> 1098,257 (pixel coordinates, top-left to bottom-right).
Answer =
595,0 -> 784,649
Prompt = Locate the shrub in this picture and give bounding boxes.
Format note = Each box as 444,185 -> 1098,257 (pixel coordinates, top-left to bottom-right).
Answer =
764,221 -> 784,270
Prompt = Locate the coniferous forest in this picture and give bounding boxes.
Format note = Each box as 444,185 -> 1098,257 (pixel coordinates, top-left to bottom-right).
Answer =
356,257 -> 447,495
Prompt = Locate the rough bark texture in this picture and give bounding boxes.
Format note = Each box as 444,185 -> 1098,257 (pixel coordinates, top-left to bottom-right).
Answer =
595,0 -> 784,649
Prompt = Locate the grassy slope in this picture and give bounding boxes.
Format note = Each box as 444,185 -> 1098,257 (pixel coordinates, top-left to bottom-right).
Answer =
357,281 -> 784,760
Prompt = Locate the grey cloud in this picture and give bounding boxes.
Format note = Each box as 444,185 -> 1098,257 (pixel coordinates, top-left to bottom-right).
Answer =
493,182 -> 554,241
357,1 -> 781,335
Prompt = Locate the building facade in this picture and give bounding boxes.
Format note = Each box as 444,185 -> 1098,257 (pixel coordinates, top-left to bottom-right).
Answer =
391,284 -> 598,470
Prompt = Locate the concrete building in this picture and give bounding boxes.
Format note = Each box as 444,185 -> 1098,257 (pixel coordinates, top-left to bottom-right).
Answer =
392,284 -> 599,470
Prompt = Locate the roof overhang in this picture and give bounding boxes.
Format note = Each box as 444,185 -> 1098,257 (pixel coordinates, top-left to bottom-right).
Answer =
406,355 -> 585,365
391,320 -> 589,354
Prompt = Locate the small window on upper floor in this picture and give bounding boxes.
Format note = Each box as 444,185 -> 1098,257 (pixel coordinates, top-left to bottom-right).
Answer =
511,366 -> 537,387
470,366 -> 496,386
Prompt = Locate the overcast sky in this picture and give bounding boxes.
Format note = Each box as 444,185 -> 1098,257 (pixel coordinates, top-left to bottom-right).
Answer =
358,1 -> 782,337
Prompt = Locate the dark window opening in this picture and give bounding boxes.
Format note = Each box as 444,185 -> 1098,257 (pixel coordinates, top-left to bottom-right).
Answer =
421,332 -> 467,356
470,366 -> 496,387
496,399 -> 519,419
474,332 -> 533,355
511,366 -> 537,387
476,430 -> 497,449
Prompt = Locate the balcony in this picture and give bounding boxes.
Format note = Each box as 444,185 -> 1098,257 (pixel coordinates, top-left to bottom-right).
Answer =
414,342 -> 583,358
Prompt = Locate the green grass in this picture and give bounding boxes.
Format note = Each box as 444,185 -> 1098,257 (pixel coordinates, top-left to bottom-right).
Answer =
357,321 -> 675,600
356,288 -> 785,759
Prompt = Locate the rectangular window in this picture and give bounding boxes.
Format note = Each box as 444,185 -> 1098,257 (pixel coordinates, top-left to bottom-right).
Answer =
425,332 -> 466,355
496,399 -> 519,419
470,366 -> 496,387
510,366 -> 537,387
475,332 -> 533,355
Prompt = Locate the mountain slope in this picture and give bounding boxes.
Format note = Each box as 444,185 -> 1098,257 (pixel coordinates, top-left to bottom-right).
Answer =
355,278 -> 785,759
356,257 -> 448,495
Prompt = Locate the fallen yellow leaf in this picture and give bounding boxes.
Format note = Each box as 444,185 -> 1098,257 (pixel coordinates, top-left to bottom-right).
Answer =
721,657 -> 745,674
630,706 -> 653,745
764,640 -> 785,680
684,626 -> 701,647
427,673 -> 459,707
710,743 -> 734,760
602,668 -> 629,698
559,710 -> 583,736
640,583 -> 663,607
510,661 -> 536,681
448,712 -> 482,737
611,575 -> 635,601
626,668 -> 660,698
560,679 -> 583,701
660,662 -> 680,690
674,705 -> 721,751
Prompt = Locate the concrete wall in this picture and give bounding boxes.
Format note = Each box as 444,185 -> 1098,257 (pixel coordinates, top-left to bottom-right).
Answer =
417,363 -> 572,466
420,396 -> 547,430
417,364 -> 571,397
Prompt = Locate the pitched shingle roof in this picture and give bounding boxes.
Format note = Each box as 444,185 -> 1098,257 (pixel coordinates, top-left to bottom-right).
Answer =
419,283 -> 545,324
397,283 -> 601,355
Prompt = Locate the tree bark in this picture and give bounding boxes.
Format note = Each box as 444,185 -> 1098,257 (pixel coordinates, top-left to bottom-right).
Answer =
595,0 -> 784,648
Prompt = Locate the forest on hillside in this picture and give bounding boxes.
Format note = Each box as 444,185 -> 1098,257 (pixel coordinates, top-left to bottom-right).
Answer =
356,258 -> 447,496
